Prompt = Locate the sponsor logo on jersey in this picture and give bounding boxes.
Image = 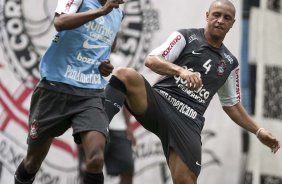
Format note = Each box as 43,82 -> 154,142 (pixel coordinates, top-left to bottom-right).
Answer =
64,65 -> 101,84
162,34 -> 182,57
65,0 -> 75,12
82,39 -> 108,49
235,68 -> 240,101
95,16 -> 105,24
174,66 -> 210,103
192,50 -> 201,55
84,21 -> 114,45
178,84 -> 210,104
77,52 -> 100,65
158,90 -> 198,119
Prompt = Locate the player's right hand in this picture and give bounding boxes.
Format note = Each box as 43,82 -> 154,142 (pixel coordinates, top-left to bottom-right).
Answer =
180,70 -> 202,91
101,0 -> 124,15
99,60 -> 114,77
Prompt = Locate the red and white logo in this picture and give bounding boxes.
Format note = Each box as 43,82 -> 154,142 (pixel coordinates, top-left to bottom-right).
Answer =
162,35 -> 182,57
29,120 -> 39,140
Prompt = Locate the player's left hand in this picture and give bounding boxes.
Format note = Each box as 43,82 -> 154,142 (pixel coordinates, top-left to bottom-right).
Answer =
257,129 -> 280,153
99,60 -> 114,77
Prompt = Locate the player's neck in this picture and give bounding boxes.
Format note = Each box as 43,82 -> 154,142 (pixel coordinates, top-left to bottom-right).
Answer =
204,29 -> 224,48
207,39 -> 223,48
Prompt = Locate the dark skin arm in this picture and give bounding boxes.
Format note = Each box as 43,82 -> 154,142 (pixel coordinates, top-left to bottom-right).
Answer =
99,60 -> 114,77
54,0 -> 124,32
98,36 -> 118,76
54,0 -> 123,75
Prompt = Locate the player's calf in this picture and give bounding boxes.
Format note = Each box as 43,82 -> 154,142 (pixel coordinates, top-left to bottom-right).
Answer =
105,75 -> 127,121
14,161 -> 36,184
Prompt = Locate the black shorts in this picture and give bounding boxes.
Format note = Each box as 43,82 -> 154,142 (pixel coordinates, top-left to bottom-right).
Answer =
27,86 -> 109,145
129,78 -> 203,177
104,130 -> 134,175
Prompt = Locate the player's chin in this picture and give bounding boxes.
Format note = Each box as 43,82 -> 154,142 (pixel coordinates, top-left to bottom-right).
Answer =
214,28 -> 226,34
211,30 -> 226,39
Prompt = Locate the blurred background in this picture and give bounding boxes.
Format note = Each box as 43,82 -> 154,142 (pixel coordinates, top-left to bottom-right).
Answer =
0,0 -> 281,183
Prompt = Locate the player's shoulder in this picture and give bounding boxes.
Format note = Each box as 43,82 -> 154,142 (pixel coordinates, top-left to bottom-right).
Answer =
176,28 -> 203,43
222,44 -> 239,66
177,28 -> 202,35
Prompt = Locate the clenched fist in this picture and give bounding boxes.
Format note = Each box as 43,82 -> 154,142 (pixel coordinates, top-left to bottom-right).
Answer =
99,60 -> 114,77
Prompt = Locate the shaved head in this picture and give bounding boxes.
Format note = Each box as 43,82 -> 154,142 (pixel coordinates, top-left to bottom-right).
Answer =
204,0 -> 236,47
209,0 -> 236,16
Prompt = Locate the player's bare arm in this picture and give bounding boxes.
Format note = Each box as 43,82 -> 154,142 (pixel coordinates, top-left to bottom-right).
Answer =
101,0 -> 124,14
145,55 -> 202,90
223,102 -> 280,153
54,0 -> 124,32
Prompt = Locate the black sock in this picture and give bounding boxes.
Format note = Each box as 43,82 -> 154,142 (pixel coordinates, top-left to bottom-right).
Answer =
105,75 -> 126,121
14,161 -> 36,184
83,172 -> 104,184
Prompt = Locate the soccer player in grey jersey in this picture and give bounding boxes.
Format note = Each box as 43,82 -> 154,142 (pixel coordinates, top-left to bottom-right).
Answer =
104,0 -> 280,183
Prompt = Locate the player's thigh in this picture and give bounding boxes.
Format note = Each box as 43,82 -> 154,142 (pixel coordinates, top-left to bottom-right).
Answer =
168,149 -> 197,184
114,67 -> 148,115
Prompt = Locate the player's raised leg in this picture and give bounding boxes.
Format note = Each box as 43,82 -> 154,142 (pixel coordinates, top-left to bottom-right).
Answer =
105,67 -> 148,120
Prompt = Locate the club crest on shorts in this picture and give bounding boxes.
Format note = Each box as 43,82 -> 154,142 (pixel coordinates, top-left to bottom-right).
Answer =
217,60 -> 226,76
30,120 -> 39,140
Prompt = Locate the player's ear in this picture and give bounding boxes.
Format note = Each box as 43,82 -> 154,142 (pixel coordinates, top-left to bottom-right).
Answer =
206,11 -> 209,22
231,18 -> 236,27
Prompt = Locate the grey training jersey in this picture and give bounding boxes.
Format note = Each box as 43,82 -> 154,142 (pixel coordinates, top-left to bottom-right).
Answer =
151,28 -> 240,126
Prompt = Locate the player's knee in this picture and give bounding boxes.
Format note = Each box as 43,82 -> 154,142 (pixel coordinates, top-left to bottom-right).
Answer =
113,67 -> 137,82
85,154 -> 104,172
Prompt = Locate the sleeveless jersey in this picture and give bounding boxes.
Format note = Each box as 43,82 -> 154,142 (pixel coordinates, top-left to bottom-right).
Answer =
151,28 -> 240,129
39,0 -> 123,89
